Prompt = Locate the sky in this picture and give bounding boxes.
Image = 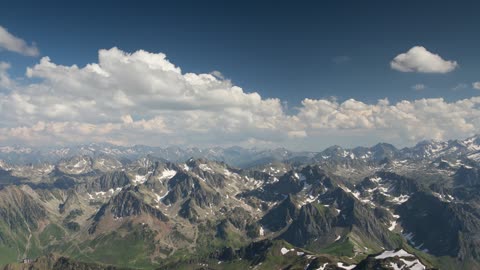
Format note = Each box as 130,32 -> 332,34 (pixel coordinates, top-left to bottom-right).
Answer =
0,0 -> 479,150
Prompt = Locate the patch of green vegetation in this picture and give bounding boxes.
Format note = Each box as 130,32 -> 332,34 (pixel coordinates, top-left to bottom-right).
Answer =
318,239 -> 354,257
312,202 -> 327,214
243,240 -> 309,270
158,248 -> 195,267
0,245 -> 18,266
39,224 -> 65,246
169,230 -> 193,244
75,226 -> 159,269
0,222 -> 46,265
193,221 -> 248,258
159,221 -> 257,269
0,225 -> 32,256
159,258 -> 251,270
158,240 -> 308,270
245,222 -> 259,238
0,224 -> 14,246
388,232 -> 404,245
26,236 -> 43,260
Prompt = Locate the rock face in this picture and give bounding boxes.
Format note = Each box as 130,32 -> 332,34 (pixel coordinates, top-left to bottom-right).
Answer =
280,202 -> 336,247
399,191 -> 480,260
178,198 -> 199,222
86,171 -> 131,192
162,172 -> 221,207
454,166 -> 480,187
0,186 -> 46,236
280,188 -> 399,251
108,189 -> 169,221
89,188 -> 169,234
260,195 -> 298,231
94,189 -> 168,221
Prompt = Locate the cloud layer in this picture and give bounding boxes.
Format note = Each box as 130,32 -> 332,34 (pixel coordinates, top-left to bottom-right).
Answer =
391,46 -> 457,73
0,47 -> 479,149
0,26 -> 39,57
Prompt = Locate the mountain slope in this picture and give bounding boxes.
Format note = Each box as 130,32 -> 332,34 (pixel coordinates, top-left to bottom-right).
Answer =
1,136 -> 480,269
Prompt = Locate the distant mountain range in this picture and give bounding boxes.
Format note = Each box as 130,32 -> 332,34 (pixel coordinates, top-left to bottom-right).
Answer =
1,134 -> 480,168
1,135 -> 480,269
0,143 -> 314,168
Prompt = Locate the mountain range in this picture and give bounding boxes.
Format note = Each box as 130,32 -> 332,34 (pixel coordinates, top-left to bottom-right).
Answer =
1,135 -> 480,269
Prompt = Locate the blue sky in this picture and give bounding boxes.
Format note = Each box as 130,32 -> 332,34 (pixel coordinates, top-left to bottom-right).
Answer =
0,0 -> 479,149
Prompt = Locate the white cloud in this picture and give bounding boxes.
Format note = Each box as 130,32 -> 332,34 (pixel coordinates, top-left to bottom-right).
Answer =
0,62 -> 14,90
411,84 -> 426,91
0,48 -> 300,146
390,46 -> 457,73
0,25 -> 39,56
0,47 -> 479,149
473,82 -> 480,90
296,97 -> 480,146
452,83 -> 468,91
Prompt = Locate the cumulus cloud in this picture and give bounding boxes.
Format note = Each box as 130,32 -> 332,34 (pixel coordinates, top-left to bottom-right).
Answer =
0,47 -> 479,149
473,82 -> 480,90
297,97 -> 480,145
411,84 -> 426,91
390,46 -> 457,73
0,25 -> 39,56
0,48 -> 302,146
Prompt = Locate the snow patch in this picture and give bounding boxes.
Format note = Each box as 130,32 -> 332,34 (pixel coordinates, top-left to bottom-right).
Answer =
133,174 -> 148,184
280,247 -> 295,255
337,262 -> 356,270
156,188 -> 171,203
390,194 -> 410,204
199,164 -> 213,172
317,262 -> 328,270
159,169 -> 177,180
259,226 -> 264,236
388,220 -> 397,231
375,249 -> 414,259
400,258 -> 426,270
